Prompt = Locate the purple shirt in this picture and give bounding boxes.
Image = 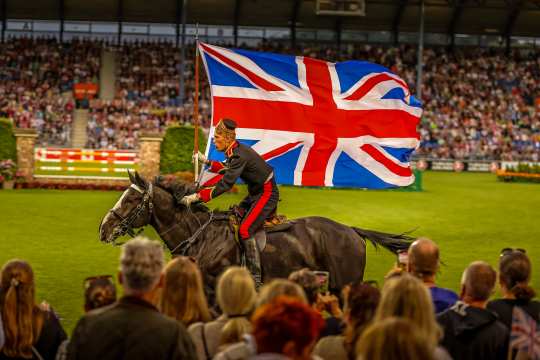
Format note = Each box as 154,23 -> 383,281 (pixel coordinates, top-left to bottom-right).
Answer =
430,286 -> 459,313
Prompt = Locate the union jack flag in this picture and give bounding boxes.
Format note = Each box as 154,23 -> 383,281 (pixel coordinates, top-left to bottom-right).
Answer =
510,306 -> 540,359
199,43 -> 421,189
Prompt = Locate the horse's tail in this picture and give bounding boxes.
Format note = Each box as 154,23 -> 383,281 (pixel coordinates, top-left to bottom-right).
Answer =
352,227 -> 415,254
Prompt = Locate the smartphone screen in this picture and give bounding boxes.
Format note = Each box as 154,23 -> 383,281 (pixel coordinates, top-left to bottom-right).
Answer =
313,270 -> 329,294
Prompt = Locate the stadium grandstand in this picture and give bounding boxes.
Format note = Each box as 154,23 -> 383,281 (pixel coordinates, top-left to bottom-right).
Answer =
1,2 -> 540,360
0,0 -> 538,160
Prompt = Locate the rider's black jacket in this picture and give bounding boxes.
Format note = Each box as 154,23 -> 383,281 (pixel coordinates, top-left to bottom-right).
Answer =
199,141 -> 273,201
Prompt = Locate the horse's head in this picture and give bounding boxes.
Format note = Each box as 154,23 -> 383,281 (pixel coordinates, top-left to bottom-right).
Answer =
99,171 -> 155,244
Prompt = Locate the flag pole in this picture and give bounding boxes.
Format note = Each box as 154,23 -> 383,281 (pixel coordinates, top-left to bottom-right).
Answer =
193,23 -> 200,183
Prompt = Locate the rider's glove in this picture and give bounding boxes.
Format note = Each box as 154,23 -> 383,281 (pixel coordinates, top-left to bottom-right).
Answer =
180,193 -> 200,206
192,151 -> 208,165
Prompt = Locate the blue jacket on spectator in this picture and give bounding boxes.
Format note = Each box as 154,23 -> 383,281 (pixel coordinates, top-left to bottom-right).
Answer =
0,314 -> 4,349
430,286 -> 459,313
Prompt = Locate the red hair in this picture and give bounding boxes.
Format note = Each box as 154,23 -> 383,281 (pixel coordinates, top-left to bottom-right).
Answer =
252,296 -> 324,355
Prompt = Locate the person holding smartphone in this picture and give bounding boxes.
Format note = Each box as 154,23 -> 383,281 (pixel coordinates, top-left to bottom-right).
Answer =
288,268 -> 343,337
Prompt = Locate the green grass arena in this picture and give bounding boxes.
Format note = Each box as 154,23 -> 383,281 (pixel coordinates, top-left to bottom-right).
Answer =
1,171 -> 539,333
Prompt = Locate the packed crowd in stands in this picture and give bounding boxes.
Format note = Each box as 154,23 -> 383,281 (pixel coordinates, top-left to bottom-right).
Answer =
85,41 -> 211,149
1,235 -> 538,360
0,36 -> 538,160
0,37 -> 101,146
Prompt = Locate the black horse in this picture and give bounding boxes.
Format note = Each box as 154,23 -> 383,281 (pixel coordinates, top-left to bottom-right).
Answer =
99,172 -> 413,295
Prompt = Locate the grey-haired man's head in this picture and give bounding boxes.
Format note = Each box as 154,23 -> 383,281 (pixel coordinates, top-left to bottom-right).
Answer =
119,236 -> 164,295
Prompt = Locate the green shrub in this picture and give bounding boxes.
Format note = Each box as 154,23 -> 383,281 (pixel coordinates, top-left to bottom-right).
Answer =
506,163 -> 540,174
160,125 -> 207,174
0,118 -> 16,162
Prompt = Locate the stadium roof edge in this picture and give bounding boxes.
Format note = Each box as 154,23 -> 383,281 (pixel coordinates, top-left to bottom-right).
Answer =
3,0 -> 540,37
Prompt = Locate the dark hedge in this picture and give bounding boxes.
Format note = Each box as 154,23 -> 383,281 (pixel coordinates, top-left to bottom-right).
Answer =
160,125 -> 207,174
0,118 -> 16,162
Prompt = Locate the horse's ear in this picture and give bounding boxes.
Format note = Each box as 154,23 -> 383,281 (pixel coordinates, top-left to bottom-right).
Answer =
134,171 -> 147,189
128,170 -> 136,184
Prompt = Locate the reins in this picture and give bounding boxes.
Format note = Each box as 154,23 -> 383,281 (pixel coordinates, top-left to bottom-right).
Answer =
170,211 -> 215,255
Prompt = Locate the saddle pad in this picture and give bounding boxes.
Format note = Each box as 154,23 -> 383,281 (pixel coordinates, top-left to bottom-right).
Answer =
264,221 -> 294,233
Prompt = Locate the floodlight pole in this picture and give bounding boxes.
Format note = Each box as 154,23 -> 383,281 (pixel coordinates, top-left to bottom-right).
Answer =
416,0 -> 425,101
1,0 -> 6,43
59,0 -> 65,43
193,24 -> 200,182
179,0 -> 187,104
117,0 -> 123,45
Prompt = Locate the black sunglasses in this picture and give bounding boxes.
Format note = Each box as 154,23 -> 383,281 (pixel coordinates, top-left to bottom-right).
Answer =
83,275 -> 114,290
500,248 -> 526,257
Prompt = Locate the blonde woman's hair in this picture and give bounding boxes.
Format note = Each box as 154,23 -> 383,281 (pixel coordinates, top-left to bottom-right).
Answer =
217,267 -> 257,346
374,273 -> 442,349
357,317 -> 435,360
159,256 -> 211,326
256,279 -> 307,307
0,260 -> 44,358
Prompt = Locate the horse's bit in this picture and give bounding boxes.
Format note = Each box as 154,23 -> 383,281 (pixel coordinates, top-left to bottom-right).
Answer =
108,183 -> 154,245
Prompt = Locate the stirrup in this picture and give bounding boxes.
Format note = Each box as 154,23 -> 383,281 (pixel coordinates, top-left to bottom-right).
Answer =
240,251 -> 246,267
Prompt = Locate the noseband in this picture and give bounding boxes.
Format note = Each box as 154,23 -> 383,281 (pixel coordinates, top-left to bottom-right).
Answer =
107,183 -> 154,245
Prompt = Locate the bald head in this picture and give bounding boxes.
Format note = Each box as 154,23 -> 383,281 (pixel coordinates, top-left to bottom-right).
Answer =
461,261 -> 496,302
408,238 -> 439,279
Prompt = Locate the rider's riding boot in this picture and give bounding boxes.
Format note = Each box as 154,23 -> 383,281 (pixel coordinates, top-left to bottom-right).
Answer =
243,237 -> 263,290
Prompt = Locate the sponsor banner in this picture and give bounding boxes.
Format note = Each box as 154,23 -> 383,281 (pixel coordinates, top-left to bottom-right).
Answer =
73,83 -> 99,99
412,159 -> 504,173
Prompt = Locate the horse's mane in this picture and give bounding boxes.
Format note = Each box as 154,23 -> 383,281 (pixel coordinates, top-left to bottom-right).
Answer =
153,178 -> 221,215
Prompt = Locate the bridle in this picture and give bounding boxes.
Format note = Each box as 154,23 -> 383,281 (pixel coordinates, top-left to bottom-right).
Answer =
102,182 -> 220,255
105,183 -> 154,245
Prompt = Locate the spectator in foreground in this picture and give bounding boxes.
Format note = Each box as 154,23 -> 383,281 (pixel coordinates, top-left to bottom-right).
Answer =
214,279 -> 307,360
314,281 -> 380,360
437,261 -> 508,360
251,296 -> 325,360
159,256 -> 211,327
83,275 -> 117,312
188,266 -> 257,359
373,274 -> 450,360
56,275 -> 117,360
256,279 -> 307,307
288,268 -> 342,337
67,237 -> 196,360
357,317 -> 435,360
0,259 -> 66,360
488,249 -> 539,360
408,238 -> 458,313
0,316 -> 3,350
487,249 -> 540,328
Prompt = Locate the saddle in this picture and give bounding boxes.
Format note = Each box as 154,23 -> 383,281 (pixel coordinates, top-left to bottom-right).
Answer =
228,205 -> 293,252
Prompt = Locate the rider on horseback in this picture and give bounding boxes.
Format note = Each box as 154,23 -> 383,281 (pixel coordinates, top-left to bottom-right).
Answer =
180,118 -> 279,288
